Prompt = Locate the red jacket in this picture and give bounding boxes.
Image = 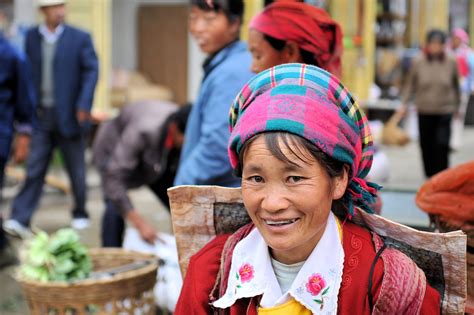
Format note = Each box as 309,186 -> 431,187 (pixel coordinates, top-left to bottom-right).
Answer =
175,222 -> 440,314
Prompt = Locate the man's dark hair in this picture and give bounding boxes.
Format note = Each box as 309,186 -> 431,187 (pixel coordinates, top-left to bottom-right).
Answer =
426,29 -> 447,44
169,103 -> 192,134
155,104 -> 192,177
191,0 -> 244,24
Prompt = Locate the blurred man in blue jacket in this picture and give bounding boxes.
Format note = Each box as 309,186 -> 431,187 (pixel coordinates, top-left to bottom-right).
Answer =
173,0 -> 253,187
0,7 -> 35,266
4,0 -> 98,237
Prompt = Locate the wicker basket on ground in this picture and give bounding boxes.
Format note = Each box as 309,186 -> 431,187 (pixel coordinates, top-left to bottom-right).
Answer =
17,248 -> 158,315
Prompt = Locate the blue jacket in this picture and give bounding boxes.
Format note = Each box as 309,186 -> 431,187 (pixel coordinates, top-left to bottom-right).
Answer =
0,35 -> 36,159
25,24 -> 98,137
174,41 -> 253,186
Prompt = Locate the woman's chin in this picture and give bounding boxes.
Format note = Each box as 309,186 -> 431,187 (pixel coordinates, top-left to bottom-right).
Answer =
259,231 -> 299,256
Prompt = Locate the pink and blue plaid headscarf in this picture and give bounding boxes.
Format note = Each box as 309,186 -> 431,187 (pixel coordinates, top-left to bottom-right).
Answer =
228,63 -> 380,215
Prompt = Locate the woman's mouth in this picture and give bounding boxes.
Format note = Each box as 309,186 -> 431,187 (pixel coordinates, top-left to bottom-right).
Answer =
263,218 -> 300,227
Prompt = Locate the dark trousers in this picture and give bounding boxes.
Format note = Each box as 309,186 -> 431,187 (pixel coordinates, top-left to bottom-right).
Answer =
0,157 -> 6,250
101,171 -> 174,247
0,156 -> 5,195
10,108 -> 88,226
418,114 -> 452,178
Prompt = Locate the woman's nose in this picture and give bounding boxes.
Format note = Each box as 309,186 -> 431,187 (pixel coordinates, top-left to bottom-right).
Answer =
260,187 -> 290,213
250,61 -> 259,74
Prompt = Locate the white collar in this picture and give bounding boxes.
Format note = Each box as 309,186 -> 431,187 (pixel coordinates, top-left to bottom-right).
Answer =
213,212 -> 344,314
39,24 -> 64,44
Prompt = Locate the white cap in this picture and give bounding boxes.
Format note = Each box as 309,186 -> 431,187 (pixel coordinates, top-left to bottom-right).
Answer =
37,0 -> 66,7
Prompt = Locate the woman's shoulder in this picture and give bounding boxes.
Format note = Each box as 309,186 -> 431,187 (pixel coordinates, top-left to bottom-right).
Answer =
189,234 -> 231,267
340,221 -> 382,281
412,54 -> 426,65
340,221 -> 440,314
175,234 -> 231,314
342,221 -> 377,250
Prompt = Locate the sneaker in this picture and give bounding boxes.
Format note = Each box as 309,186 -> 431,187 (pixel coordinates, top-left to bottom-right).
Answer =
71,218 -> 90,230
3,219 -> 33,239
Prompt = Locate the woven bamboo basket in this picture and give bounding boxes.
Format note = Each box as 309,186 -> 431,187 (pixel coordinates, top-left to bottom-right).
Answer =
17,248 -> 158,315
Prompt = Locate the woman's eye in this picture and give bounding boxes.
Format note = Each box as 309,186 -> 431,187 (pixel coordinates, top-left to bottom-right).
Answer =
288,176 -> 304,183
250,176 -> 264,183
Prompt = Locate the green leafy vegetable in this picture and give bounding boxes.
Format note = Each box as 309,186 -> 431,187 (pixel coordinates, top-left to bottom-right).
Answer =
20,228 -> 92,282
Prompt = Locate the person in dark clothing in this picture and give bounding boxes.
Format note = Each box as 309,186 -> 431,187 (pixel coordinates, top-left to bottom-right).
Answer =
93,101 -> 191,247
4,0 -> 99,237
401,30 -> 461,177
0,23 -> 36,266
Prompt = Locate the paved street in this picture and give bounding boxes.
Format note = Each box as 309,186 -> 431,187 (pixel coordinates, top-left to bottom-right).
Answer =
0,127 -> 473,314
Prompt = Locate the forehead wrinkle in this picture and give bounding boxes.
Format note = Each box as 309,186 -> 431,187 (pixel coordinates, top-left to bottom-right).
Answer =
243,163 -> 263,173
244,153 -> 306,174
282,163 -> 303,172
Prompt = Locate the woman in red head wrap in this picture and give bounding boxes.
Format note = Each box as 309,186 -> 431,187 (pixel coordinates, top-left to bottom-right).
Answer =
248,1 -> 343,76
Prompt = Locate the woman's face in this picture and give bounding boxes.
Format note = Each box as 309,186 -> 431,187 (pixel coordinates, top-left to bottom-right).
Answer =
241,135 -> 347,264
248,28 -> 288,73
451,36 -> 462,50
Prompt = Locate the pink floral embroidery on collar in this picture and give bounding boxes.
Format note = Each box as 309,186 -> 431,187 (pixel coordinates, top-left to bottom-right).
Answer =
235,263 -> 254,289
306,273 -> 330,310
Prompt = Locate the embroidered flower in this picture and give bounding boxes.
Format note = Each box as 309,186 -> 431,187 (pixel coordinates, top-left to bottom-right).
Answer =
306,273 -> 326,296
306,273 -> 330,310
237,263 -> 254,283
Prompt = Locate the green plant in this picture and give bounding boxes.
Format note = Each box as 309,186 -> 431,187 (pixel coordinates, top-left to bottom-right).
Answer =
20,229 -> 92,282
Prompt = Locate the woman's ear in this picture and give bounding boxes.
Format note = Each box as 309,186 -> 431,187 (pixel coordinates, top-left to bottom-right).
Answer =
332,165 -> 350,200
284,41 -> 303,63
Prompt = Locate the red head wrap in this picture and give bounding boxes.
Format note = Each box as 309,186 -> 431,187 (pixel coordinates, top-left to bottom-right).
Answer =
250,2 -> 343,77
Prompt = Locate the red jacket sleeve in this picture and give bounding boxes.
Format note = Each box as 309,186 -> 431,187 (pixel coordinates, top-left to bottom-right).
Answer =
175,234 -> 230,315
420,283 -> 441,315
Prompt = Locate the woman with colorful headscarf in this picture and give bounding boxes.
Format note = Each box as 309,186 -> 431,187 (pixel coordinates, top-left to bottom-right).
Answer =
174,64 -> 440,314
247,1 -> 342,76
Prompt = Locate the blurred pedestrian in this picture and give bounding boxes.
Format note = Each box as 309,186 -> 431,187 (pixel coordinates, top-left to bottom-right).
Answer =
0,5 -> 35,267
4,0 -> 98,238
93,102 -> 191,247
401,30 -> 460,178
450,28 -> 474,96
247,1 -> 342,76
173,0 -> 253,187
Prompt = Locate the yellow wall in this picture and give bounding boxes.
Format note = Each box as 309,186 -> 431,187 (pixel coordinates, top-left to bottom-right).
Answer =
241,0 -> 263,41
330,0 -> 375,102
61,0 -> 111,112
416,0 -> 449,45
